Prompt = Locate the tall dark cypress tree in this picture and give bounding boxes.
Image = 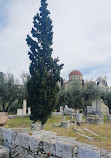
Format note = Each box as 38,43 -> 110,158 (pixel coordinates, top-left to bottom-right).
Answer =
26,0 -> 63,126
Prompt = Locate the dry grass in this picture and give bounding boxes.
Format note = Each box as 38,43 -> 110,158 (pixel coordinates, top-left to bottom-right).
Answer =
6,116 -> 33,128
6,115 -> 111,151
44,115 -> 111,151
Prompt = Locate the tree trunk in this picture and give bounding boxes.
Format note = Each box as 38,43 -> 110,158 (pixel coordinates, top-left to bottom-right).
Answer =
109,108 -> 111,114
84,100 -> 87,116
5,101 -> 13,112
2,102 -> 6,112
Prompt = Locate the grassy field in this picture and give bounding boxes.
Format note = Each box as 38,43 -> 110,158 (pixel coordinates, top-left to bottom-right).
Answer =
5,115 -> 111,151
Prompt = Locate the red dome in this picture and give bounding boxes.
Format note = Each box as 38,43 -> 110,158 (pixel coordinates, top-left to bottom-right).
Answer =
69,70 -> 82,76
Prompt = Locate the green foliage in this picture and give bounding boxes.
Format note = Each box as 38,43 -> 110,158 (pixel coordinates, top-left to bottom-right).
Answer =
8,100 -> 19,114
26,0 -> 63,125
19,72 -> 30,105
6,116 -> 32,128
67,79 -> 83,109
0,73 -> 26,113
82,83 -> 102,115
57,90 -> 67,111
82,83 -> 101,101
57,79 -> 83,110
102,91 -> 111,113
57,80 -> 102,114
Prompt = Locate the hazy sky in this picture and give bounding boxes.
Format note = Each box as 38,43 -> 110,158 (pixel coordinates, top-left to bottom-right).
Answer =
1,0 -> 111,85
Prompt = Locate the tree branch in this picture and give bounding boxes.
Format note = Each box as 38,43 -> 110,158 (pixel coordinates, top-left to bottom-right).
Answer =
5,100 -> 14,112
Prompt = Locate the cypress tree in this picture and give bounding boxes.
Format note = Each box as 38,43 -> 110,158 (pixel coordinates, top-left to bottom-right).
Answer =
26,0 -> 63,126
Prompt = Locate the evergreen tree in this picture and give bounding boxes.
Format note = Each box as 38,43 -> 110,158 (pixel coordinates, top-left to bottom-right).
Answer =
26,0 -> 63,126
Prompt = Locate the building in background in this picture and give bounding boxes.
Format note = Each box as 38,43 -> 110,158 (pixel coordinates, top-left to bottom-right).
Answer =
62,69 -> 109,114
69,70 -> 83,82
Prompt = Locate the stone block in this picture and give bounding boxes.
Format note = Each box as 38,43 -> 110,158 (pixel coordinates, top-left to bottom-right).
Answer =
28,107 -> 31,115
77,147 -> 100,158
43,139 -> 56,155
2,128 -> 14,147
86,117 -> 103,124
76,114 -> 82,122
61,121 -> 70,128
0,113 -> 8,125
35,131 -> 56,140
0,145 -> 9,158
29,136 -> 39,152
56,141 -> 73,158
17,109 -> 23,115
87,106 -> 92,113
60,106 -> 64,115
23,100 -> 27,115
20,134 -> 29,149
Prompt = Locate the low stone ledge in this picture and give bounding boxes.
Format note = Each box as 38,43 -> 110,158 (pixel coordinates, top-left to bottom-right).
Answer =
0,127 -> 111,158
56,140 -> 73,158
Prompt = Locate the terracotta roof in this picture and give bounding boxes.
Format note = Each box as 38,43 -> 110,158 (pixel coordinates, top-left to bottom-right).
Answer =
69,70 -> 82,76
84,81 -> 96,85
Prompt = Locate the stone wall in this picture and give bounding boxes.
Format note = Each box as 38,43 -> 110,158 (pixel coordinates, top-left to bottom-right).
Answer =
0,127 -> 111,158
92,99 -> 109,115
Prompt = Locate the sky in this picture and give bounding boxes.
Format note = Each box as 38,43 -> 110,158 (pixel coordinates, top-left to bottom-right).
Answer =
0,0 -> 111,85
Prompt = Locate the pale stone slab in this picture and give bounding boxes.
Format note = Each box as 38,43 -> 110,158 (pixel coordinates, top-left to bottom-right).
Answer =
77,147 -> 100,158
56,141 -> 73,158
17,109 -> 23,115
2,128 -> 14,146
28,107 -> 31,115
23,100 -> 27,115
60,106 -> 64,115
76,113 -> 82,122
87,106 -> 92,113
43,139 -> 56,155
76,132 -> 93,141
84,128 -> 99,137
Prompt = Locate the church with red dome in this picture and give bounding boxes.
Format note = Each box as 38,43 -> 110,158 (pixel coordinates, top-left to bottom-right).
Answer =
69,70 -> 83,82
63,70 -> 96,89
62,70 -> 83,90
